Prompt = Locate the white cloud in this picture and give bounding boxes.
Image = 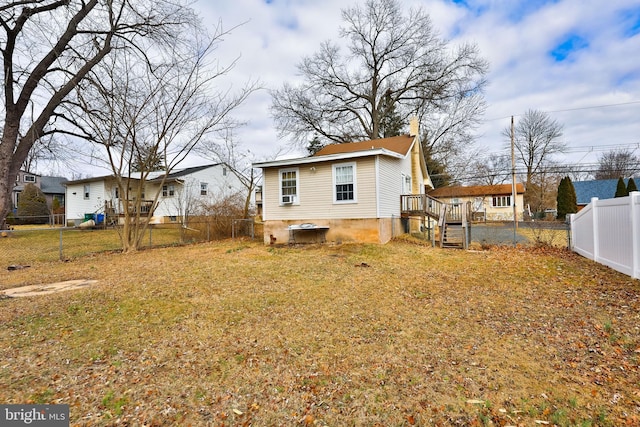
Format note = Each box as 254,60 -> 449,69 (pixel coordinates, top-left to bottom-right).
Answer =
194,0 -> 640,171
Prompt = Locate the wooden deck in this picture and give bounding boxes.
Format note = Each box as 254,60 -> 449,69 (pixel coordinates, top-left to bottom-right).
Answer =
400,194 -> 471,249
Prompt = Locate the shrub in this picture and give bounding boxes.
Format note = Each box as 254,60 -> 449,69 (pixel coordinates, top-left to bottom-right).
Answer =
16,183 -> 49,224
614,177 -> 628,198
556,176 -> 577,221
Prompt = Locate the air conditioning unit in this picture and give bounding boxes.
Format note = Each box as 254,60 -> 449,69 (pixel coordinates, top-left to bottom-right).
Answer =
282,195 -> 293,204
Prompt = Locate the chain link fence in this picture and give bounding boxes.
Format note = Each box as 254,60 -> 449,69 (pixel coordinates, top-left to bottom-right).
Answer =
398,216 -> 570,248
2,216 -> 569,267
1,217 -> 262,267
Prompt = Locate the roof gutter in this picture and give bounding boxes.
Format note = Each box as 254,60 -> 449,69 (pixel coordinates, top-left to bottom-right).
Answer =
253,148 -> 404,169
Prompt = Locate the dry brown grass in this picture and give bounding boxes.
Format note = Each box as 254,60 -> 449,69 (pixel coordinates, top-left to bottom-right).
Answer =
0,238 -> 639,426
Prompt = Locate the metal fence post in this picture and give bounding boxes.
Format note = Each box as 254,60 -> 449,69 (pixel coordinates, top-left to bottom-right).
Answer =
59,228 -> 64,261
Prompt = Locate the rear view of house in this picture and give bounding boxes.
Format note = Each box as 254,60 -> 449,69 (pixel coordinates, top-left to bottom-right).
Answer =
253,123 -> 432,244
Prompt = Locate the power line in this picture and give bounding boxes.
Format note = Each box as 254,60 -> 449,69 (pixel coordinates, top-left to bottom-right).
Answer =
483,99 -> 640,122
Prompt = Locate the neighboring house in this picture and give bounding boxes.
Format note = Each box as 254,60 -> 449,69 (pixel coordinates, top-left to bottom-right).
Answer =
12,170 -> 66,213
573,179 -> 629,210
253,120 -> 432,244
64,164 -> 246,225
428,183 -> 526,222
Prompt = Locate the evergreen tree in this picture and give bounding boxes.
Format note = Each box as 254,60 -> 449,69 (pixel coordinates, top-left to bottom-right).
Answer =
626,177 -> 638,193
424,148 -> 451,189
17,184 -> 49,224
132,144 -> 165,172
615,177 -> 628,198
557,176 -> 577,220
307,135 -> 325,156
568,177 -> 578,213
379,90 -> 405,138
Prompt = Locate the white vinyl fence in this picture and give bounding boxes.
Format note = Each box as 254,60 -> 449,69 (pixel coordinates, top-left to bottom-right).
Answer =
569,192 -> 640,279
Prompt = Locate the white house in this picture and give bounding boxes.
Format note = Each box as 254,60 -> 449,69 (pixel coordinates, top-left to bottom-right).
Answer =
64,164 -> 246,225
253,120 -> 432,244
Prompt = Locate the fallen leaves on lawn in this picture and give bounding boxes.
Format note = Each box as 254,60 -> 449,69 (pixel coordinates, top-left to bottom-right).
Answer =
0,240 -> 638,426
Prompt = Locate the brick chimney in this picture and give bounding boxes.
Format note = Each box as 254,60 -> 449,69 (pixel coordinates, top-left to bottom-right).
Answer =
409,116 -> 419,137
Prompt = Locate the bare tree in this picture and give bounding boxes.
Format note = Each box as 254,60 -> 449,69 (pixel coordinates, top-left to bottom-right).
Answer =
64,24 -> 257,252
0,0 -> 197,229
503,109 -> 565,208
595,148 -> 640,179
271,0 -> 487,149
469,153 -> 511,185
198,129 -> 292,219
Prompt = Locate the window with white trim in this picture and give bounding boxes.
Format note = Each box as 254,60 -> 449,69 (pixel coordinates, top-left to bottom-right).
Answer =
402,174 -> 412,194
279,168 -> 299,204
24,175 -> 36,183
333,162 -> 356,203
83,184 -> 90,199
492,195 -> 511,207
162,184 -> 175,197
200,182 -> 208,196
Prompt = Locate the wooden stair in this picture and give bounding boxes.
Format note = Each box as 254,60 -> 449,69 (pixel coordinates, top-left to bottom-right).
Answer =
441,223 -> 465,249
401,194 -> 471,249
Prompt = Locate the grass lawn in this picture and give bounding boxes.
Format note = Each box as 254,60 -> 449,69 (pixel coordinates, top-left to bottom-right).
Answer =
1,238 -> 638,426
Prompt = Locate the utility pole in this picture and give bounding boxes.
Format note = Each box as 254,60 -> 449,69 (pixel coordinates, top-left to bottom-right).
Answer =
511,116 -> 518,246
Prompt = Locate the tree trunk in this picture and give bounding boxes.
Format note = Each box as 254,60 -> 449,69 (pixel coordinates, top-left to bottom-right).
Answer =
0,123 -> 25,230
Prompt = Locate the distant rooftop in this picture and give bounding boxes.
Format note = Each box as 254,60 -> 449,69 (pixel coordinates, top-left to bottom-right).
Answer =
573,179 -> 629,205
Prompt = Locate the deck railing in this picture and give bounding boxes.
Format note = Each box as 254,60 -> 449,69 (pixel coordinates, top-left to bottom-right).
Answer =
400,194 -> 470,223
401,194 -> 443,219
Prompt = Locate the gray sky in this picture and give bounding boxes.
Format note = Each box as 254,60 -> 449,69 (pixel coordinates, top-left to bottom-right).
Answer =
191,0 -> 640,175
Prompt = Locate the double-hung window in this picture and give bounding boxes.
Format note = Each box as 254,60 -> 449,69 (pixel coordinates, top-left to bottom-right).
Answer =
333,163 -> 356,203
200,182 -> 208,196
279,168 -> 298,204
162,184 -> 175,197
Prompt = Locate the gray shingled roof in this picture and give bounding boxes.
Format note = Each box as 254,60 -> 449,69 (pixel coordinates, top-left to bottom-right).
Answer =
40,176 -> 67,195
573,179 -> 629,205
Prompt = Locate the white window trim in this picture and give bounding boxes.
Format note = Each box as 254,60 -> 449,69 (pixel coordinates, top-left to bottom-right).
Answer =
162,184 -> 175,198
402,173 -> 412,194
279,167 -> 299,205
24,175 -> 36,183
332,162 -> 357,204
492,195 -> 511,208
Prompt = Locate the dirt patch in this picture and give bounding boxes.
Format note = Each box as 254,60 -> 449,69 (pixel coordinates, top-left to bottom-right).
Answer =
0,279 -> 98,297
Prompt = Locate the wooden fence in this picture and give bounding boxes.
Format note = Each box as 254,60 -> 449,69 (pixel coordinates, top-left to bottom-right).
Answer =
569,191 -> 640,279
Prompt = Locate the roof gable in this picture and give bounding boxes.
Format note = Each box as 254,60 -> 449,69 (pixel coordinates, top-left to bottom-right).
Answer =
313,135 -> 414,157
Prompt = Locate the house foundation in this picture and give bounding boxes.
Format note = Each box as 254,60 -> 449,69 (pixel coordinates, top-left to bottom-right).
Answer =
263,217 -> 404,245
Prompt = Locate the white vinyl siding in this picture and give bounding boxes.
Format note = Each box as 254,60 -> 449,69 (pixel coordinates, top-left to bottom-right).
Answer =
263,159 -> 378,221
378,156 -> 406,217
